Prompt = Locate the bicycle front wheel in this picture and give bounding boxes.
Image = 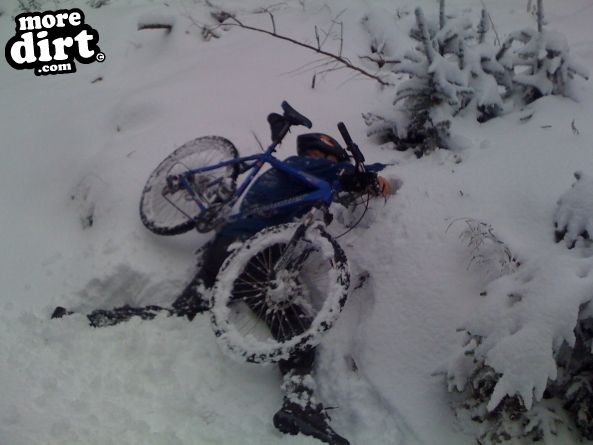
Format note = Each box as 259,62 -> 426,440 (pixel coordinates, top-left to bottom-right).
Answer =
210,223 -> 350,364
140,136 -> 239,235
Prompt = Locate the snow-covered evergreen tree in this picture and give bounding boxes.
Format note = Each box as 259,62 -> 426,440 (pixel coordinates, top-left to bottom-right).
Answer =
443,212 -> 593,442
360,0 -> 588,154
497,28 -> 589,104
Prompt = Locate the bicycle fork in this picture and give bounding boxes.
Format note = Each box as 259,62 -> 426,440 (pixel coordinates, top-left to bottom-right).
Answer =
273,206 -> 332,274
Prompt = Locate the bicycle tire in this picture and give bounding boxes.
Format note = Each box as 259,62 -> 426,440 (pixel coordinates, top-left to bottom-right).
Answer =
140,136 -> 239,235
210,223 -> 350,364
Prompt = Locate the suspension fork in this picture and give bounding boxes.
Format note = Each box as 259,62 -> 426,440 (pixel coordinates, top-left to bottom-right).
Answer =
273,206 -> 331,273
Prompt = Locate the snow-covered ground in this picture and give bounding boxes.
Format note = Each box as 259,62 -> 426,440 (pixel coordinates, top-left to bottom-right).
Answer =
1,0 -> 593,444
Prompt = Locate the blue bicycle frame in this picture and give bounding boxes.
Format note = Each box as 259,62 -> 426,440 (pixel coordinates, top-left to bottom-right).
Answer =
177,139 -> 337,224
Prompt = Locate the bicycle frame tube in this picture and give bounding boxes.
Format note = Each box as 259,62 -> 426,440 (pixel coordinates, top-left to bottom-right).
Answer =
179,142 -> 335,222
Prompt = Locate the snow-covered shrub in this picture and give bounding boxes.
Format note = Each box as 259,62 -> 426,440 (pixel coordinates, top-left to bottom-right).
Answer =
554,171 -> 593,249
360,1 -> 588,155
447,218 -> 519,280
559,316 -> 593,439
497,28 -> 589,104
443,253 -> 593,443
361,5 -> 506,155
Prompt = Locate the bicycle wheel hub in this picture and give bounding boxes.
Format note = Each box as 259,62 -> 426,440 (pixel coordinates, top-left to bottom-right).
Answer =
266,271 -> 299,305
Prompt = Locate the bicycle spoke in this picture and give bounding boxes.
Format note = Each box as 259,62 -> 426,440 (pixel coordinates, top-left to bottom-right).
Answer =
231,293 -> 267,336
239,301 -> 263,334
232,281 -> 266,299
232,287 -> 265,295
238,293 -> 269,304
289,304 -> 309,334
252,253 -> 271,277
241,268 -> 267,284
257,247 -> 269,272
237,308 -> 261,336
276,310 -> 287,341
237,273 -> 272,287
255,298 -> 269,327
197,153 -> 217,167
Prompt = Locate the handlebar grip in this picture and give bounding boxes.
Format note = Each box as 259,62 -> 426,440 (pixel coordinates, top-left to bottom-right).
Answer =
338,122 -> 366,165
337,122 -> 354,147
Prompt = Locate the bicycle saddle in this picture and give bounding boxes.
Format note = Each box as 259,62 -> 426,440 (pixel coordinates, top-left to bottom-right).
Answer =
281,101 -> 313,128
267,101 -> 313,143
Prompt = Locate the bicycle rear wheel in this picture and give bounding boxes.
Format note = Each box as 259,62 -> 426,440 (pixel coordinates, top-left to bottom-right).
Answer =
140,136 -> 239,235
210,223 -> 350,364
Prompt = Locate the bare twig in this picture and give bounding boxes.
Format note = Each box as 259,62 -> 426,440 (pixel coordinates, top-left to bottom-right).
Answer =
318,9 -> 346,48
268,10 -> 276,34
138,23 -> 173,34
253,2 -> 287,14
201,26 -> 220,41
480,1 -> 500,46
537,0 -> 544,32
180,3 -> 221,41
226,15 -> 392,86
251,131 -> 265,151
281,56 -> 329,76
572,119 -> 580,135
338,21 -> 343,57
315,25 -> 321,49
360,55 -> 401,68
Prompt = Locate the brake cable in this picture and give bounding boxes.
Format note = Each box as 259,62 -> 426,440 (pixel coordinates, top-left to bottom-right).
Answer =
335,192 -> 371,239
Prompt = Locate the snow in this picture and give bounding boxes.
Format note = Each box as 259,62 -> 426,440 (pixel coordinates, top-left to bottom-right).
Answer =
2,0 -> 593,444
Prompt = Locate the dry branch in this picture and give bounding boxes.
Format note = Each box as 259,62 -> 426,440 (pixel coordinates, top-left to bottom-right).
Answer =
226,15 -> 392,86
138,23 -> 173,34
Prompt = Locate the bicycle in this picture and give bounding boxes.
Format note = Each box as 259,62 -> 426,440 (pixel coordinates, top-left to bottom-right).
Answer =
140,101 -> 383,364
